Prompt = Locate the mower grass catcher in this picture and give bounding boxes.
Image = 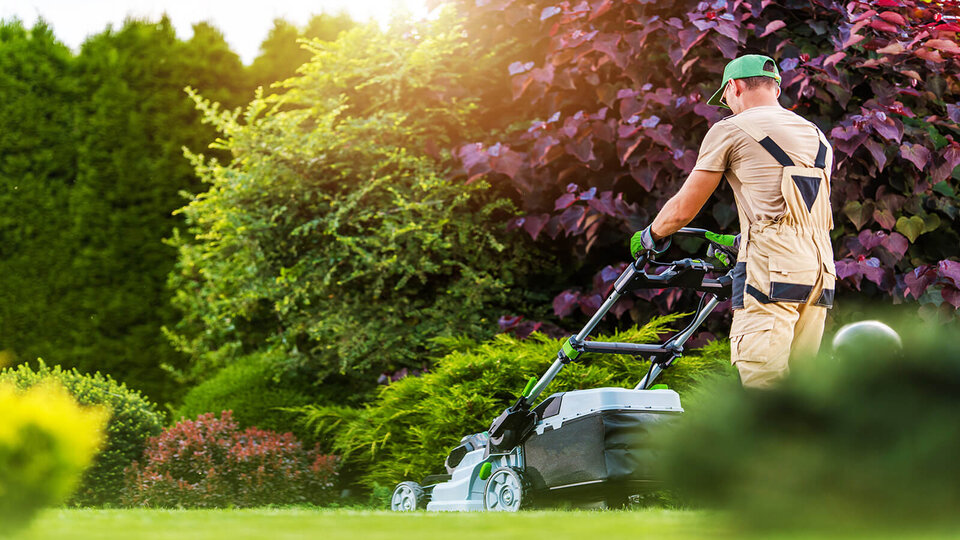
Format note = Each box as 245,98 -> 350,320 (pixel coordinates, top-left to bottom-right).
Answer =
390,228 -> 736,512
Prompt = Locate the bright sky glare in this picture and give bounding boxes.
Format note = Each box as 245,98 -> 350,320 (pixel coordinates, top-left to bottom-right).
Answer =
1,1 -> 432,64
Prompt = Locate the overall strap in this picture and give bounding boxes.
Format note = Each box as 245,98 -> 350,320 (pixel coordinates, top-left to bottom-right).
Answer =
726,115 -> 795,167
726,114 -> 832,232
809,122 -> 830,170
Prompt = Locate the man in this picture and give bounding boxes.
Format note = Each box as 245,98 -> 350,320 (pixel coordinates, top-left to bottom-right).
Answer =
630,54 -> 835,388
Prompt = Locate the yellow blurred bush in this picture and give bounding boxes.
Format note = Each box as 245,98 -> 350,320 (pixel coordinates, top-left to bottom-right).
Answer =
0,381 -> 108,534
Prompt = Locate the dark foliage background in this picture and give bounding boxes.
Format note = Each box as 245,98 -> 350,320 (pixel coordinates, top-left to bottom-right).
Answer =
248,13 -> 357,91
438,0 -> 960,324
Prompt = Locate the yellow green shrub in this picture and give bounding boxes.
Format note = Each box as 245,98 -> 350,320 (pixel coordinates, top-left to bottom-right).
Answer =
0,382 -> 107,534
295,316 -> 734,490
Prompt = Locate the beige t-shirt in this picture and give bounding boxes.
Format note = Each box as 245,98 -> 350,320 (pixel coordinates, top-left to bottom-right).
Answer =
692,105 -> 834,235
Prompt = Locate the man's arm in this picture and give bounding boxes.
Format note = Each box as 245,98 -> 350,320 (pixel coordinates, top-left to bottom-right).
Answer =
649,169 -> 724,239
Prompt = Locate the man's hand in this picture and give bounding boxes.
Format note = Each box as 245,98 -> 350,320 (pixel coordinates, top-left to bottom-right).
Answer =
629,225 -> 671,259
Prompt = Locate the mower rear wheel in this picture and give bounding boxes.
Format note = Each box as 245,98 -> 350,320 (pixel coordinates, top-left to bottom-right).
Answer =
391,481 -> 427,511
483,467 -> 531,511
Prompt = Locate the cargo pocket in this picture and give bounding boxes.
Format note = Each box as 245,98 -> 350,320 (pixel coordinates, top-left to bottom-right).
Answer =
730,318 -> 774,365
767,259 -> 819,303
815,260 -> 836,308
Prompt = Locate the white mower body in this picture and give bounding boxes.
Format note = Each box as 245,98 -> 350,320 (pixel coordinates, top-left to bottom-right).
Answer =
422,387 -> 682,511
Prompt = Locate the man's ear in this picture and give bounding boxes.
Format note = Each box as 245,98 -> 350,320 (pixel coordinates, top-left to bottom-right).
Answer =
733,78 -> 745,97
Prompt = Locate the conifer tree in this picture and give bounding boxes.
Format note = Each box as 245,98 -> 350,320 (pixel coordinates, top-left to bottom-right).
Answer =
0,20 -> 79,370
247,13 -> 355,92
65,17 -> 250,401
182,22 -> 249,109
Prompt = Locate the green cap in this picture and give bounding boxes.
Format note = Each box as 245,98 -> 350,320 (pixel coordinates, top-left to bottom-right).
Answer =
707,54 -> 781,109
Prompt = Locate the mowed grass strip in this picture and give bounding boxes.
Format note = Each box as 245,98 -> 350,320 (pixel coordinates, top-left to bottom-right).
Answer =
16,508 -> 725,540
14,508 -> 960,540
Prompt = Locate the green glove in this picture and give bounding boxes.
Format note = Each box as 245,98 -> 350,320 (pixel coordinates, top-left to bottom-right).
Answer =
629,231 -> 645,258
629,225 -> 671,258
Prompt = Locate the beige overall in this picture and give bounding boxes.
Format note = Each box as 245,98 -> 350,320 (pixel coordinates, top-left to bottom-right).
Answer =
726,116 -> 836,388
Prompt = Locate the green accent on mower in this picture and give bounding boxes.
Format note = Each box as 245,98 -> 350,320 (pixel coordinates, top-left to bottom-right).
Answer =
521,377 -> 537,398
478,462 -> 492,481
649,384 -> 669,390
561,337 -> 582,362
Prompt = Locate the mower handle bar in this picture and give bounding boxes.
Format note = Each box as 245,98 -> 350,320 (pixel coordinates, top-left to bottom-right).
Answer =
521,228 -> 734,405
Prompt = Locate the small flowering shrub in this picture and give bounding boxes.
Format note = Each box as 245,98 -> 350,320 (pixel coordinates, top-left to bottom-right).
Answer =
123,411 -> 338,508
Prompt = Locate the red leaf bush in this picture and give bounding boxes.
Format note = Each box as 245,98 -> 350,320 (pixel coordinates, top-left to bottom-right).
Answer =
437,0 -> 960,321
123,411 -> 338,507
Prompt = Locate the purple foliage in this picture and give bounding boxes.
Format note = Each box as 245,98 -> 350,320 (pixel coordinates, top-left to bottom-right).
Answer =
377,366 -> 429,386
498,314 -> 567,339
443,0 -> 960,320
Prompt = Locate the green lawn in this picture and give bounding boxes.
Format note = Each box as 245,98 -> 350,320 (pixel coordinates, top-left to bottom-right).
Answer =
10,508 -> 958,540
13,508 -> 719,540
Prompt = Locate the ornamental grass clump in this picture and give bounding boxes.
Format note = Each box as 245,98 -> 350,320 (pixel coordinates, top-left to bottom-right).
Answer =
0,382 -> 108,535
123,411 -> 338,508
296,315 -> 733,490
0,361 -> 163,506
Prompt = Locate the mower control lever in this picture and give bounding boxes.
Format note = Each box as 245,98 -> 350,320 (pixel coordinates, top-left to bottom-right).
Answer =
631,258 -> 732,299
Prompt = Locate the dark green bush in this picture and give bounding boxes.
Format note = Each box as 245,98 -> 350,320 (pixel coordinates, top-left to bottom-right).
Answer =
660,319 -> 960,532
296,315 -> 734,490
0,18 -> 252,406
174,352 -> 312,441
0,361 -> 163,506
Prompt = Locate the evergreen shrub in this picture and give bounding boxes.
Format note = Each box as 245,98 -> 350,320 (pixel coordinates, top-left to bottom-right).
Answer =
174,353 -> 312,441
0,382 -> 107,534
123,411 -> 338,508
296,315 -> 733,490
0,361 -> 163,506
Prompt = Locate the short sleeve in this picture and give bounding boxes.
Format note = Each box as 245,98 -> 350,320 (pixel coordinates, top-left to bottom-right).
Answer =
692,121 -> 736,172
826,142 -> 835,178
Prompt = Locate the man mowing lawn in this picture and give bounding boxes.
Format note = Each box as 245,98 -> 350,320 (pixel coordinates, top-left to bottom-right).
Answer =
631,54 -> 835,388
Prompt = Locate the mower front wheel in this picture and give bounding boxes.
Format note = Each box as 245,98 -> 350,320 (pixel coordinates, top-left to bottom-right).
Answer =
391,481 -> 427,511
483,467 -> 531,511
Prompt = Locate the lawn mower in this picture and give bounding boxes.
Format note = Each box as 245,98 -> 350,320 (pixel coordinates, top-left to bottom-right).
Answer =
390,228 -> 737,512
